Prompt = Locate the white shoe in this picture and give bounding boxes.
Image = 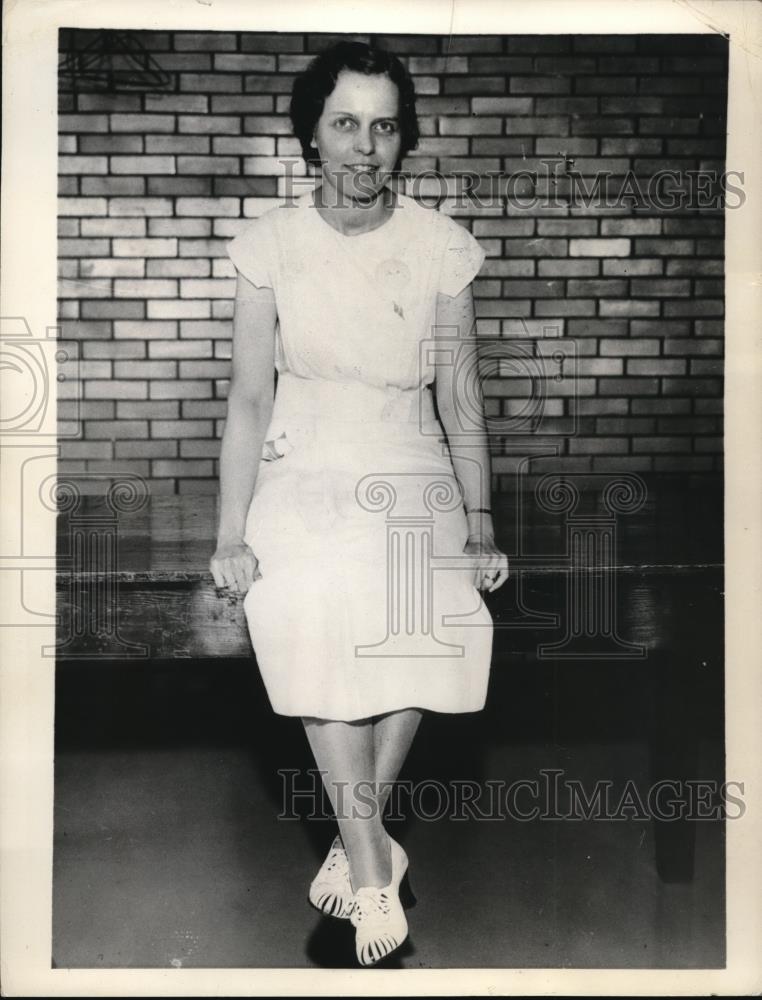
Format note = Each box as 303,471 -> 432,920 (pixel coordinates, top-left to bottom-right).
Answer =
308,835 -> 353,919
350,837 -> 413,966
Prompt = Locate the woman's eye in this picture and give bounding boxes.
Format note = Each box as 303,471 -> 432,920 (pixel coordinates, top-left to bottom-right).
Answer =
375,121 -> 397,134
334,117 -> 356,130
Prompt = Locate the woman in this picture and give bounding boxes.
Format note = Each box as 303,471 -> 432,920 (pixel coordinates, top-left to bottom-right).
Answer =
210,41 -> 509,967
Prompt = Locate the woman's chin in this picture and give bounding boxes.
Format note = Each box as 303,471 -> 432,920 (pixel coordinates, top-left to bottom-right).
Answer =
323,172 -> 390,206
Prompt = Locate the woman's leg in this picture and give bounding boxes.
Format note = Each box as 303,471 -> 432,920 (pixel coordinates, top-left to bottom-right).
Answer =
372,708 -> 423,816
302,716 -> 392,890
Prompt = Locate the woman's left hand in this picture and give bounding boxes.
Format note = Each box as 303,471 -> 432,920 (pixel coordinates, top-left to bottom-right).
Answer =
464,533 -> 510,593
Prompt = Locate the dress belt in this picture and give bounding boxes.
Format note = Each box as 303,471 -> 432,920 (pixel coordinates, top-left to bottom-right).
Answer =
272,372 -> 437,425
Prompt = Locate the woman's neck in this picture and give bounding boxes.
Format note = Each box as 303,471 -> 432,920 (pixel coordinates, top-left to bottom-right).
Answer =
314,182 -> 396,236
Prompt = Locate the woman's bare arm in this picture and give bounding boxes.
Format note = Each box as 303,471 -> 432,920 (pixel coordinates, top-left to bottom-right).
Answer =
434,284 -> 509,592
210,271 -> 277,591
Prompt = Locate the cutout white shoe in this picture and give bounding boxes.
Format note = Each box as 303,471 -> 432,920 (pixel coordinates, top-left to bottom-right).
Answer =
350,837 -> 415,966
308,835 -> 353,919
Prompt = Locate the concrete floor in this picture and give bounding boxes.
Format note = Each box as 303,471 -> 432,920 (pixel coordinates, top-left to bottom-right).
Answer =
53,660 -> 725,969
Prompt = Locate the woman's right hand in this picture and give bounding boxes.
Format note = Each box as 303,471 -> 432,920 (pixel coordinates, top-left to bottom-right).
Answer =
209,537 -> 261,595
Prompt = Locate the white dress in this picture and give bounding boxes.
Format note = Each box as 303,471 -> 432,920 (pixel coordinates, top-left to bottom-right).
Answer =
226,189 -> 494,721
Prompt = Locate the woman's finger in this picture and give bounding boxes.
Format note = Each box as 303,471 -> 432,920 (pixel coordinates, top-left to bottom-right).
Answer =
209,559 -> 225,589
231,557 -> 250,594
487,567 -> 509,592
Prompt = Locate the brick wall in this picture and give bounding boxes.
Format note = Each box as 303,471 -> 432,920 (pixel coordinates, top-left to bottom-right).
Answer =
58,31 -> 726,495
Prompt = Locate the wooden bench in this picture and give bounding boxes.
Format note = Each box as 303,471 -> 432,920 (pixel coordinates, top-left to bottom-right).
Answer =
55,473 -> 723,883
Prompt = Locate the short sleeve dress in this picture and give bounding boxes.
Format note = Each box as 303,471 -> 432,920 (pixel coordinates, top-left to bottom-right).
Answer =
226,189 -> 494,721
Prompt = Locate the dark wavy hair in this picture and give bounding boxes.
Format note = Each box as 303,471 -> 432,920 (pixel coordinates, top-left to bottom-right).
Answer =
289,41 -> 420,170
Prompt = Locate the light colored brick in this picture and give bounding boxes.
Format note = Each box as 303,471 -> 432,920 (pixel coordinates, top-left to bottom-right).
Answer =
178,360 -> 229,378
178,239 -> 229,257
109,198 -> 173,217
148,300 -> 212,319
113,360 -> 176,378
152,459 -> 214,477
180,278 -> 235,299
85,380 -> 148,399
82,341 -> 145,359
439,117 -> 502,136
60,440 -> 113,459
147,259 -> 211,278
113,279 -> 178,298
110,155 -> 176,175
180,320 -> 231,339
212,136 -> 275,155
78,360 -> 112,378
81,301 -> 145,320
500,318 -> 566,338
538,260 -> 599,277
86,419 -> 148,439
58,278 -> 111,299
176,197 -> 240,216
183,400 -> 227,418
59,155 -> 108,174
58,197 -> 108,216
576,358 -> 624,376
117,401 -> 179,419
149,218 -> 212,237
58,238 -> 110,257
569,238 -> 630,257
116,440 -> 178,459
113,238 -> 178,257
178,155 -> 240,175
149,380 -> 212,399
180,439 -> 221,458
600,339 -> 660,356
149,340 -> 213,359
81,218 -> 146,237
113,320 -> 177,340
212,301 -> 234,320
243,156 -> 305,176
152,419 -> 213,438
80,259 -> 145,278
145,136 -> 210,156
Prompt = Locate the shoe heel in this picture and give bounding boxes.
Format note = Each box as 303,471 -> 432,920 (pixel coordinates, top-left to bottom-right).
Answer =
398,870 -> 417,910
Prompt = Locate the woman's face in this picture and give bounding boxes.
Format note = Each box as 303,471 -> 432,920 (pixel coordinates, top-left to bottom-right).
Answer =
313,69 -> 402,204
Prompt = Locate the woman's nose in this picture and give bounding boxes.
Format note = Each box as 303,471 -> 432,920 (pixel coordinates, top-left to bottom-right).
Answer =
353,127 -> 374,155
